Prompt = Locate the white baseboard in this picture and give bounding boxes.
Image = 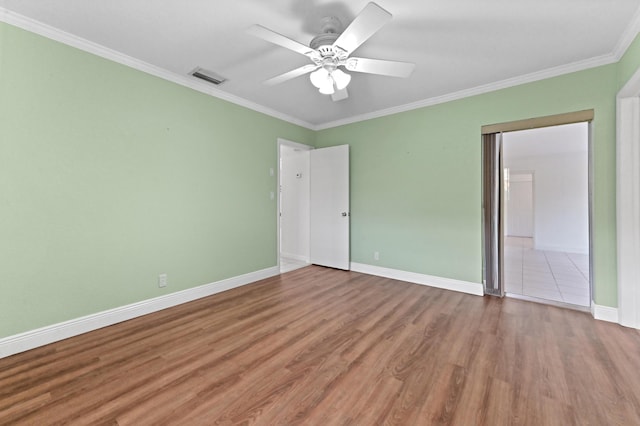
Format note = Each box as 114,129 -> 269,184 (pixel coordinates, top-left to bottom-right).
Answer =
280,252 -> 310,263
533,244 -> 589,255
591,302 -> 620,323
350,262 -> 484,296
0,266 -> 279,359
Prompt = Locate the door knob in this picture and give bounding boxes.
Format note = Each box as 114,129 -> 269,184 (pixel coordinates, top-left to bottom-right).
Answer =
341,212 -> 349,217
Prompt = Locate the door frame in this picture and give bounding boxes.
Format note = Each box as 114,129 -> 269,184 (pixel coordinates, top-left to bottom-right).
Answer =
481,110 -> 594,305
505,170 -> 535,240
276,138 -> 313,272
617,69 -> 640,328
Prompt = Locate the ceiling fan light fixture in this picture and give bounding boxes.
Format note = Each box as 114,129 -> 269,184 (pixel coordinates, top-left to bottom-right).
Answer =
310,67 -> 335,94
332,69 -> 351,90
310,68 -> 330,89
318,80 -> 335,95
310,67 -> 350,95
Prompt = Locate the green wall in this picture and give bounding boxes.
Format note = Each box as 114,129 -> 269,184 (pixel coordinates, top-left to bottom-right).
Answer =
2,19 -> 640,339
0,23 -> 314,337
618,33 -> 640,89
316,65 -> 619,306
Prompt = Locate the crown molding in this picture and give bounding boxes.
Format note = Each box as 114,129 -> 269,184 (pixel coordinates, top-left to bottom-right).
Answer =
316,6 -> 640,130
613,4 -> 640,61
0,8 -> 316,131
2,5 -> 638,133
314,53 -> 617,130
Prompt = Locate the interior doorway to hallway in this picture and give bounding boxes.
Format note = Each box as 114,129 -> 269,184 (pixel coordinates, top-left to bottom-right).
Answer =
277,139 -> 351,273
502,122 -> 591,307
278,139 -> 312,273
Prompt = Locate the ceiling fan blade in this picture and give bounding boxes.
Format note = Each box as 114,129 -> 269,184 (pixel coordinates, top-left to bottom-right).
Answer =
345,57 -> 415,78
247,24 -> 317,59
333,2 -> 392,55
265,64 -> 319,86
331,87 -> 349,102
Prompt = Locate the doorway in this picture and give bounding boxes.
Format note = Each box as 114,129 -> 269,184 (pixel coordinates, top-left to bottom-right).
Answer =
278,139 -> 312,273
482,113 -> 593,309
277,140 -> 351,273
505,171 -> 534,239
617,68 -> 640,328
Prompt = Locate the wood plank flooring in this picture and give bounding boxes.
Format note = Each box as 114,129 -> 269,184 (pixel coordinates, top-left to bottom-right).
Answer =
2,265 -> 640,425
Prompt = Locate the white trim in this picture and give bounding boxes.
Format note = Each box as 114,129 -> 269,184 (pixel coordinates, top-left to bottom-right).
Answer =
276,138 -> 313,273
0,266 -> 279,359
591,302 -> 620,324
276,139 -> 314,150
613,5 -> 640,61
281,253 -> 311,263
616,68 -> 640,329
350,262 -> 484,296
315,54 -> 616,130
0,7 -> 633,132
316,4 -> 640,131
532,245 -> 589,255
619,64 -> 640,99
0,8 -> 315,130
506,292 -> 590,313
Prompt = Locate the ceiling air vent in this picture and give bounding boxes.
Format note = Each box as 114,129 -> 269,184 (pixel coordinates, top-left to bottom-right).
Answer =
190,67 -> 227,85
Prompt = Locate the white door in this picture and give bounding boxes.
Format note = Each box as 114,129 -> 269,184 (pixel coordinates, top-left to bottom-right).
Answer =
506,173 -> 533,237
310,145 -> 350,270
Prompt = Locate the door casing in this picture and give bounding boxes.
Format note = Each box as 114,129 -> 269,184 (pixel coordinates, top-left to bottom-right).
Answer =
481,111 -> 594,303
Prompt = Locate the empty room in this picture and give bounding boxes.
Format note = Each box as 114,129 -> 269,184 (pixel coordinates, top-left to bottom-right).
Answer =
2,1 -> 640,424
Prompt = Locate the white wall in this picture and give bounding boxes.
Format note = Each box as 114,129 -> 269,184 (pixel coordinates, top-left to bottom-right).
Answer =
505,172 -> 534,237
280,145 -> 310,261
503,123 -> 589,254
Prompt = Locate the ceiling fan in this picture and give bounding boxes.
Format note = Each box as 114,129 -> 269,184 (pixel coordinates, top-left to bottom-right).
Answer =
247,2 -> 415,101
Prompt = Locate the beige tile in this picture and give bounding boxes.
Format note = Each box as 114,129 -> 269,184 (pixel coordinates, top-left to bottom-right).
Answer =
558,285 -> 590,296
504,237 -> 591,305
524,287 -> 563,302
505,281 -> 523,293
523,272 -> 555,282
523,281 -> 558,291
556,279 -> 589,289
550,267 -> 576,274
561,292 -> 590,306
523,264 -> 551,272
554,273 -> 588,283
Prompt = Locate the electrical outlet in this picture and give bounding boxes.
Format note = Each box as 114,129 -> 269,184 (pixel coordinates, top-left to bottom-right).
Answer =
374,251 -> 380,261
158,273 -> 167,288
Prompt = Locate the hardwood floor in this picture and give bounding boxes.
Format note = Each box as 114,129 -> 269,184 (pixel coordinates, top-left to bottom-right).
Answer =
2,265 -> 640,425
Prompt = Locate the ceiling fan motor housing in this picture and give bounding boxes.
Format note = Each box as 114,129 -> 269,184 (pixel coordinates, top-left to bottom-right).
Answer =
319,16 -> 342,34
310,16 -> 348,59
311,34 -> 339,56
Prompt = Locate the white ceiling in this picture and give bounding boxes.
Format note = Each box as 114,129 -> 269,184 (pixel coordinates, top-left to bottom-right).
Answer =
2,0 -> 639,129
503,122 -> 588,159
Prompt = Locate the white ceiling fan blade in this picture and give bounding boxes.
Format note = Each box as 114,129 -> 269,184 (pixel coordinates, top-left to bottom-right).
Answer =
247,24 -> 318,59
265,64 -> 320,86
345,57 -> 415,78
333,2 -> 392,55
331,87 -> 349,102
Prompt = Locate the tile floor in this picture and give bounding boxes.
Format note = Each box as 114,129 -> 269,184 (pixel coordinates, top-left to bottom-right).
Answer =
280,256 -> 310,273
504,237 -> 591,307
